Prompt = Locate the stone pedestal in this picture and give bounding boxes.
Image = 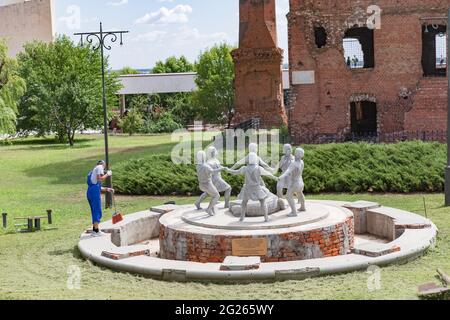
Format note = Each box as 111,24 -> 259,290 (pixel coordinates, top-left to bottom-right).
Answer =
159,201 -> 355,263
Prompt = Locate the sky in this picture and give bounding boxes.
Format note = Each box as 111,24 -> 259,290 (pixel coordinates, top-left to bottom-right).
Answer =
54,0 -> 290,70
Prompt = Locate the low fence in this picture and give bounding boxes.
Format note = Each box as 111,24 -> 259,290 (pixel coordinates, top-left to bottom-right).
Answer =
296,130 -> 448,144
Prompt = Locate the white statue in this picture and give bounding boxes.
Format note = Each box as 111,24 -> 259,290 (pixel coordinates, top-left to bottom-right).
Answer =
226,153 -> 278,222
231,143 -> 274,173
198,146 -> 232,209
279,148 -> 306,217
276,144 -> 295,199
195,151 -> 225,216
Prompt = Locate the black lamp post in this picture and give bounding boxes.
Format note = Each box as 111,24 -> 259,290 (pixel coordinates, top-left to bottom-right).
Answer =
446,10 -> 450,206
420,14 -> 450,206
74,23 -> 129,208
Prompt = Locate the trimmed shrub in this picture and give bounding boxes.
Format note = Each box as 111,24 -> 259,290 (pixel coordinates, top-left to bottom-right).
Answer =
144,112 -> 182,134
113,141 -> 446,196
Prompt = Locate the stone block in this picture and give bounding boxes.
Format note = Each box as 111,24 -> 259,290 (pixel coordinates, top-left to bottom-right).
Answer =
150,204 -> 177,214
220,256 -> 261,271
352,243 -> 401,257
101,249 -> 150,261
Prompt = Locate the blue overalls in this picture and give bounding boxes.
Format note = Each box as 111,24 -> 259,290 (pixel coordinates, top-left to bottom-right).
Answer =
87,171 -> 102,224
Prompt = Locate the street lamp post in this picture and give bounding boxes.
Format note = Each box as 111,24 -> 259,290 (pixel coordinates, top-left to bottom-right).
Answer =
446,10 -> 450,206
74,23 -> 129,208
421,15 -> 450,206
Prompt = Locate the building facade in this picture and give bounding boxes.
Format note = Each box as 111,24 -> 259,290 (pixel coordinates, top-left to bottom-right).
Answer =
0,0 -> 54,56
287,0 -> 450,143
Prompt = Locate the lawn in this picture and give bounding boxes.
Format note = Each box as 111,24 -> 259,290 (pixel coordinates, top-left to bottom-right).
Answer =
0,134 -> 449,300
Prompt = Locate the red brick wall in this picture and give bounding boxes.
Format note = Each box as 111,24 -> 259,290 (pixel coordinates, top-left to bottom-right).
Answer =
159,216 -> 354,263
233,0 -> 288,128
288,0 -> 449,143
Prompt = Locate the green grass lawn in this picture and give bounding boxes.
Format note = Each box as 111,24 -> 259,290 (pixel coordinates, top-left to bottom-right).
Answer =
0,134 -> 449,300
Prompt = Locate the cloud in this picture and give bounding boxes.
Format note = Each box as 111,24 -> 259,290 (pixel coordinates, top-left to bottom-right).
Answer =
107,0 -> 128,6
132,30 -> 167,42
135,4 -> 193,25
132,26 -> 229,49
173,26 -> 229,46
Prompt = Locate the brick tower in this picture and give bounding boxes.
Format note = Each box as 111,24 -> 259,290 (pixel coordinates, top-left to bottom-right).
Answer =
232,0 -> 288,128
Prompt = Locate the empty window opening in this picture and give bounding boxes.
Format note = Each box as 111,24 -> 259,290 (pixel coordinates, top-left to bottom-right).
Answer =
343,27 -> 375,69
422,24 -> 447,77
351,101 -> 377,136
314,26 -> 327,48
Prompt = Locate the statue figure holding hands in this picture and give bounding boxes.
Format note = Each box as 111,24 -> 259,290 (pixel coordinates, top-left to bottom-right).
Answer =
195,150 -> 225,216
226,153 -> 278,222
279,148 -> 306,217
231,143 -> 274,173
276,144 -> 295,199
201,146 -> 232,209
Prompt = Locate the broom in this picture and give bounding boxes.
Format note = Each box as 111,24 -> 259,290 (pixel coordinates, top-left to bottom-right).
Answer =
112,193 -> 124,224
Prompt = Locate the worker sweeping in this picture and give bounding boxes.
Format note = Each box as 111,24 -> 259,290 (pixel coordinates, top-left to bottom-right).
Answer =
87,160 -> 114,237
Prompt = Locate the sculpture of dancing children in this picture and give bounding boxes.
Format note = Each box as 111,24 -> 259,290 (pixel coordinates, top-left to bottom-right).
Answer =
276,144 -> 295,199
195,151 -> 225,216
195,146 -> 232,209
226,153 -> 278,222
231,143 -> 274,173
279,148 -> 306,217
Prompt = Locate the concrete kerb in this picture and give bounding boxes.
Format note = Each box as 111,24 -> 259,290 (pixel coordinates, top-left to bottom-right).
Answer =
78,201 -> 438,282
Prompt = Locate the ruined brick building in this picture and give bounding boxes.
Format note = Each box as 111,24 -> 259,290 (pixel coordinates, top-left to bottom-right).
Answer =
288,0 -> 450,143
232,0 -> 288,128
234,0 -> 450,143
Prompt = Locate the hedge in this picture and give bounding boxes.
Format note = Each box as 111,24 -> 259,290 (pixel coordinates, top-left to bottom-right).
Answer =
113,141 -> 446,195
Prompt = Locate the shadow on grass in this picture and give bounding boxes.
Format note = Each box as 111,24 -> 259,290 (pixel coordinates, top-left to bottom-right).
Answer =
48,246 -> 85,261
7,137 -> 94,146
23,142 -> 178,185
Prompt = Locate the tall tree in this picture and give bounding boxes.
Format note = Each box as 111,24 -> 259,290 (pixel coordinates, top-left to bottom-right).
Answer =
151,56 -> 196,126
116,66 -> 140,75
152,55 -> 194,74
17,36 -> 122,146
0,40 -> 26,135
194,43 -> 235,128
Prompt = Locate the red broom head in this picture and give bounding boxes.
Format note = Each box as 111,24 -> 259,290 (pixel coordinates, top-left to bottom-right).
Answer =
112,213 -> 124,224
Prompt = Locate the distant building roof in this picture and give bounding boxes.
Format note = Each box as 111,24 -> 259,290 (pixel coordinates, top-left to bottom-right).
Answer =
118,69 -> 290,95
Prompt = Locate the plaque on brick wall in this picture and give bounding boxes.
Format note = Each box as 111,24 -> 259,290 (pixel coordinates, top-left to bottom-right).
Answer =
232,238 -> 268,256
292,71 -> 315,85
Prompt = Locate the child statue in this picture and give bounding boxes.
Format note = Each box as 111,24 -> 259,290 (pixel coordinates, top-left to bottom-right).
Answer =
226,153 -> 278,222
276,144 -> 295,199
195,150 -> 225,216
196,146 -> 232,209
231,143 -> 274,173
279,148 -> 306,217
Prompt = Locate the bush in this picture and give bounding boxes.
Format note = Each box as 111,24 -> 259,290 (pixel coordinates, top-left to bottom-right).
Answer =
113,141 -> 446,196
119,110 -> 144,135
144,112 -> 182,134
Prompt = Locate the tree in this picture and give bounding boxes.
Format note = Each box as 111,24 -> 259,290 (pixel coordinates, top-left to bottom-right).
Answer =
17,36 -> 122,146
0,39 -> 26,135
152,56 -> 194,74
115,66 -> 140,75
194,43 -> 235,128
151,56 -> 196,126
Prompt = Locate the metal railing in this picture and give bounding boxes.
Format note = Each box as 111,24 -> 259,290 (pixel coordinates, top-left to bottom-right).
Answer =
233,118 -> 261,131
296,130 -> 448,144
